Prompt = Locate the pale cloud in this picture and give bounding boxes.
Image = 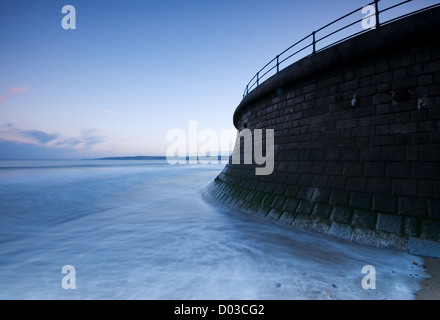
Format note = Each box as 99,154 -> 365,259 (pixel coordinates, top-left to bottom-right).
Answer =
0,86 -> 29,104
53,128 -> 106,150
0,123 -> 107,152
105,109 -> 119,116
21,130 -> 58,145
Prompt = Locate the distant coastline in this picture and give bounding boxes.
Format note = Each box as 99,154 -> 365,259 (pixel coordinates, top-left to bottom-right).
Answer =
89,156 -> 168,161
88,156 -> 229,161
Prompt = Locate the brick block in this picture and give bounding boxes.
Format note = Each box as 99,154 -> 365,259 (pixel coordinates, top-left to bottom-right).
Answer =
346,177 -> 367,192
287,161 -> 300,172
368,178 -> 391,194
352,210 -> 377,229
312,203 -> 332,219
336,119 -> 358,129
372,114 -> 394,126
390,55 -> 414,69
372,71 -> 392,84
373,94 -> 393,105
412,162 -> 440,180
356,137 -> 371,147
350,192 -> 373,210
360,147 -> 381,161
245,191 -> 257,202
331,206 -> 352,224
376,104 -> 390,115
386,163 -> 411,178
403,147 -> 417,162
284,185 -> 299,198
310,175 -> 328,188
298,174 -> 313,186
391,78 -> 416,90
418,121 -> 436,132
272,173 -> 288,185
399,198 -> 427,218
273,184 -> 288,196
326,149 -> 342,161
360,106 -> 376,116
403,217 -> 420,237
377,82 -> 391,93
310,149 -> 326,161
390,123 -> 417,135
329,222 -> 353,241
326,163 -> 343,175
391,179 -> 417,197
411,110 -> 429,122
296,201 -> 314,215
263,183 -> 277,194
381,146 -> 405,162
363,162 -> 385,177
310,162 -> 327,175
377,213 -> 403,234
428,200 -> 440,220
395,112 -> 411,123
252,192 -> 266,205
328,176 -> 346,190
311,188 -> 331,203
255,182 -> 267,192
396,134 -> 412,146
343,163 -> 363,176
393,68 -> 407,80
418,180 -> 434,199
341,148 -> 360,161
419,145 -> 440,162
418,74 -> 433,86
373,194 -> 397,213
375,125 -> 390,135
298,162 -> 312,173
428,108 -> 440,120
358,65 -> 376,78
262,194 -> 276,207
284,198 -> 299,212
297,187 -> 315,201
424,60 -> 440,73
420,220 -> 440,241
371,135 -> 395,146
272,196 -> 287,209
329,190 -> 350,206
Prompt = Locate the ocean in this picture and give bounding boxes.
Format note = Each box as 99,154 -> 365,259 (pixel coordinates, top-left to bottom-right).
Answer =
0,160 -> 428,299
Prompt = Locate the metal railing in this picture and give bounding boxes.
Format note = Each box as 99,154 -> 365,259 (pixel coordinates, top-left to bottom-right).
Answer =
243,0 -> 439,98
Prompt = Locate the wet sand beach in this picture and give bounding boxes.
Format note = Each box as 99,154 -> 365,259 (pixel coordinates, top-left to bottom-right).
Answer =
417,258 -> 440,300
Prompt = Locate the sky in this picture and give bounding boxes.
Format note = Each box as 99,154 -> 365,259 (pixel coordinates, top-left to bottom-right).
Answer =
0,0 -> 437,159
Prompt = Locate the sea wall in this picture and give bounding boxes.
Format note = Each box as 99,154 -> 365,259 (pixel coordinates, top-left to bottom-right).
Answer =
204,7 -> 440,257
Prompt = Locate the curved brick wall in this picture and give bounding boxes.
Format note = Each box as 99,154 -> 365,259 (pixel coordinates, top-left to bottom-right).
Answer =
204,7 -> 440,257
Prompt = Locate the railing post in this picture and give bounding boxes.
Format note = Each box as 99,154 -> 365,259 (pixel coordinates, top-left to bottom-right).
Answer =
276,55 -> 280,73
257,72 -> 259,86
375,0 -> 381,28
312,31 -> 316,54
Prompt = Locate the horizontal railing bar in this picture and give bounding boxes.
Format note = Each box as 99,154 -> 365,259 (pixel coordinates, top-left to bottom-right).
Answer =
382,3 -> 440,26
278,34 -> 313,57
315,1 -> 375,34
316,18 -> 364,44
380,0 -> 413,14
279,43 -> 313,65
317,29 -> 368,53
257,56 -> 278,75
260,65 -> 278,80
242,0 -> 433,98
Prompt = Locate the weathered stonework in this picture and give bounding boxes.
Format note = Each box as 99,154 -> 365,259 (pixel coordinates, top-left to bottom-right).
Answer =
204,7 -> 440,257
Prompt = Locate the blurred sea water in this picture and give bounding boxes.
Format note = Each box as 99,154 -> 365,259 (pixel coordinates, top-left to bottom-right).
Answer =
0,160 -> 428,299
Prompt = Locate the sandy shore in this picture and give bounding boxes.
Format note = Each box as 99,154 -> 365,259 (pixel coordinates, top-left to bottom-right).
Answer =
416,258 -> 440,300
